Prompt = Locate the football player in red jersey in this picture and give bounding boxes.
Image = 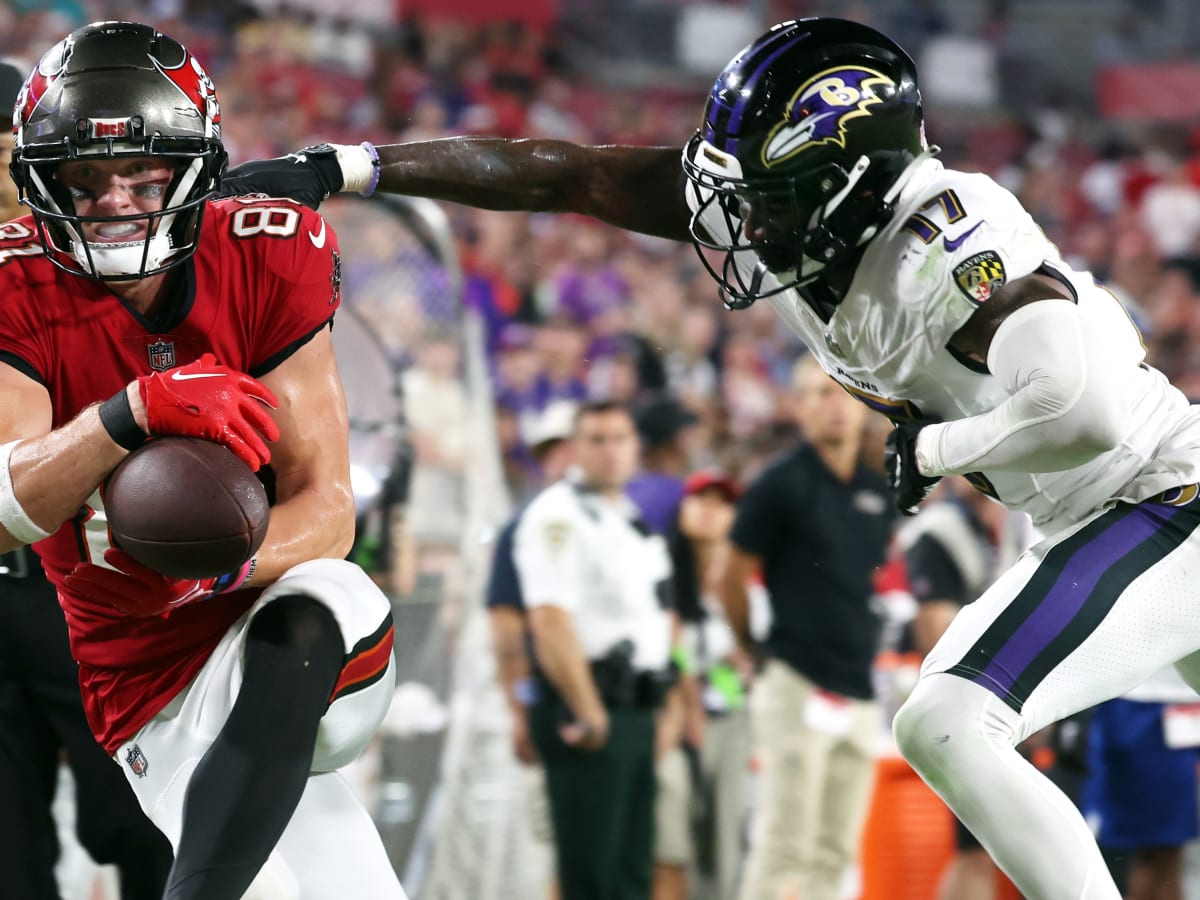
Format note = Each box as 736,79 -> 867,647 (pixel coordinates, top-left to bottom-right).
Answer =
0,59 -> 176,900
0,22 -> 404,900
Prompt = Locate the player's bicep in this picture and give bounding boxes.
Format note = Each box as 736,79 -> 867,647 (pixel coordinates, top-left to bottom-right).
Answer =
256,327 -> 352,514
948,272 -> 1074,366
0,362 -> 53,443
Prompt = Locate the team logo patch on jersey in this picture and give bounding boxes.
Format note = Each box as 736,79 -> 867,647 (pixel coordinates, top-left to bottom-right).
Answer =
147,339 -> 176,371
952,251 -> 1006,304
330,250 -> 342,306
125,744 -> 149,778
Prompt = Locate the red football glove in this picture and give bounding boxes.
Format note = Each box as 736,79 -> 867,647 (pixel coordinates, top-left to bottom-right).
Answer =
64,549 -> 253,618
138,353 -> 280,471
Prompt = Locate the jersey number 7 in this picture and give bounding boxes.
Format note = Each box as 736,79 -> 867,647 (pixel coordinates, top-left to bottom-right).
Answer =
900,189 -> 966,244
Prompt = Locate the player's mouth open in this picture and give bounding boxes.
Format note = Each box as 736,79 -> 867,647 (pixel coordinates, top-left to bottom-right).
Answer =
91,222 -> 143,242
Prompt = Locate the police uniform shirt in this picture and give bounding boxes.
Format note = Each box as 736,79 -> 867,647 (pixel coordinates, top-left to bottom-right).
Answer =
730,443 -> 897,699
485,513 -> 525,612
514,477 -> 673,672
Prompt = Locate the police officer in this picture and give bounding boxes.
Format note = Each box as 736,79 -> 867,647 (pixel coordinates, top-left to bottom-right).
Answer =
488,399 -> 579,765
515,400 -> 675,900
487,400 -> 579,900
0,543 -> 176,900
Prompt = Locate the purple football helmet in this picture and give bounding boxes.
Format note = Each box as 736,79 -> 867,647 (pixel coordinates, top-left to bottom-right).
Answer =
684,18 -> 931,308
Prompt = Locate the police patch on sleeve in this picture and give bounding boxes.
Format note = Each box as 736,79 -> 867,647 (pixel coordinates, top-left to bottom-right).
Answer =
542,520 -> 571,557
952,251 -> 1006,304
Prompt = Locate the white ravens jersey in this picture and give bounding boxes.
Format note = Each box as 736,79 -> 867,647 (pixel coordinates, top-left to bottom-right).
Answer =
696,157 -> 1200,534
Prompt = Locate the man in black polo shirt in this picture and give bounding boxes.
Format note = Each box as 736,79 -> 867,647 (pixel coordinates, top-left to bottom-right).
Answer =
716,354 -> 897,900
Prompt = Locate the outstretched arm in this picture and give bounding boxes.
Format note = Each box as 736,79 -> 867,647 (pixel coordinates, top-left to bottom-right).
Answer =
222,139 -> 694,243
373,138 -> 692,242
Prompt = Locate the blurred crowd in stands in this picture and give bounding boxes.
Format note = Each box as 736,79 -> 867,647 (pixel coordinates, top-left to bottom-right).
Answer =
3,0 -> 1200,503
7,0 -> 1200,896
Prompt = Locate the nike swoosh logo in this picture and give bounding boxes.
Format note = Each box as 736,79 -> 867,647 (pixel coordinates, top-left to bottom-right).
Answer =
943,221 -> 982,253
171,371 -> 225,381
308,219 -> 327,249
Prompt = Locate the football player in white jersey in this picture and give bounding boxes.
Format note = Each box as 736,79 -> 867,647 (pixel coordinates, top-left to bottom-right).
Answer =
230,17 -> 1200,898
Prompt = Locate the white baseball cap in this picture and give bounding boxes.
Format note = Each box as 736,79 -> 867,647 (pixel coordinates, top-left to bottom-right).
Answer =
526,400 -> 578,453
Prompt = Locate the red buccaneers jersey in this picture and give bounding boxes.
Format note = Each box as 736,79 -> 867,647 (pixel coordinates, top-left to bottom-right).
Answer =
0,197 -> 342,753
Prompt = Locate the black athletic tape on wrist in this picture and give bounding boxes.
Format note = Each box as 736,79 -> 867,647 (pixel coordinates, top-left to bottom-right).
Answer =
99,390 -> 147,452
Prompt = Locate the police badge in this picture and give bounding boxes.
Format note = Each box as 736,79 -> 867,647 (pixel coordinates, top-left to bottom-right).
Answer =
146,339 -> 175,371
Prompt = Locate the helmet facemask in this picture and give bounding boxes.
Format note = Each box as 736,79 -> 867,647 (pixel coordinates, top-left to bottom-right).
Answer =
686,136 -> 935,309
20,148 -> 217,280
685,18 -> 930,309
10,23 -> 227,281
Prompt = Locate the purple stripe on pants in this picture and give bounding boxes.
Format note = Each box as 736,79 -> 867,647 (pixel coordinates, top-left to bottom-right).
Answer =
976,504 -> 1180,696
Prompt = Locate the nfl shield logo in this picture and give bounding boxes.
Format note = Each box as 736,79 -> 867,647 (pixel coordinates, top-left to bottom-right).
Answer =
125,744 -> 149,778
147,340 -> 175,371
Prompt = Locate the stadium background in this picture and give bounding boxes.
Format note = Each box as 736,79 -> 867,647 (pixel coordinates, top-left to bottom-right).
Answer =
8,0 -> 1200,897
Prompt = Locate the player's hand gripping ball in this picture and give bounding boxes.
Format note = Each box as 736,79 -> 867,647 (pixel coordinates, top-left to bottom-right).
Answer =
66,548 -> 253,618
103,437 -> 270,580
137,353 -> 280,472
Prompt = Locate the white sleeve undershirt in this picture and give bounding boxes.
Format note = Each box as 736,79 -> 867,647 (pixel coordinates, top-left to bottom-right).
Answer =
915,298 -> 1131,477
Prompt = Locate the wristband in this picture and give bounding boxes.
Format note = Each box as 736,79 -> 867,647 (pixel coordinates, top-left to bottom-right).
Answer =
671,644 -> 695,675
332,142 -> 380,196
361,141 -> 381,197
99,389 -> 146,452
0,440 -> 51,543
212,557 -> 256,594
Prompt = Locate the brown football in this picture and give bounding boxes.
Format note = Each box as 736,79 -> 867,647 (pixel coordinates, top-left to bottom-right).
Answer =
104,437 -> 270,579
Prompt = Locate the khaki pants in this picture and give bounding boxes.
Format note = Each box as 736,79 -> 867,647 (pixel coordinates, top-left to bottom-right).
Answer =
655,747 -> 694,867
698,707 -> 752,900
653,710 -> 753,898
737,661 -> 879,900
